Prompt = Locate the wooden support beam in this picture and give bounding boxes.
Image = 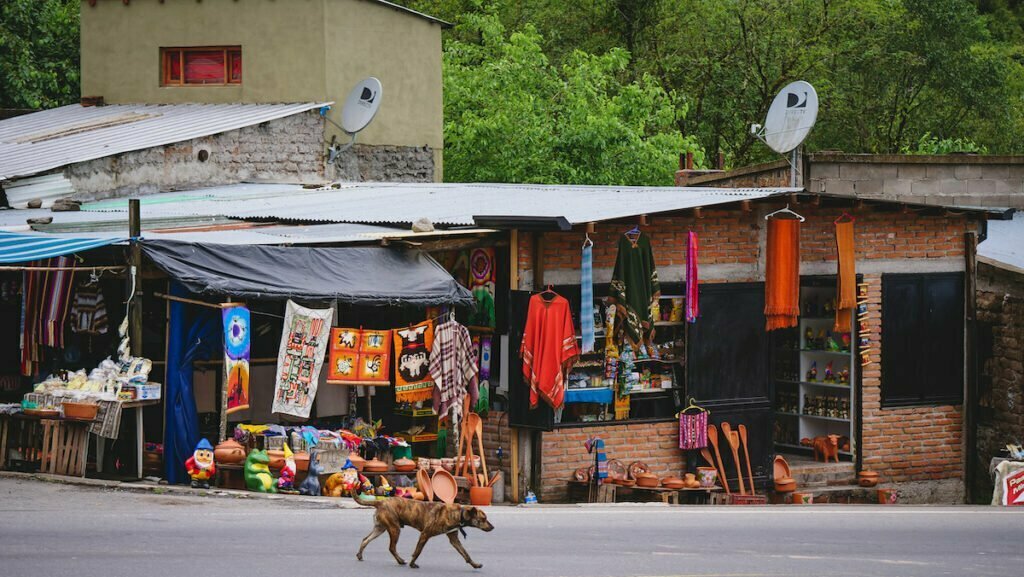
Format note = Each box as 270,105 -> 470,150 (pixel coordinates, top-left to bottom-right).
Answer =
740,200 -> 752,212
128,199 -> 143,357
693,207 -> 704,219
585,222 -> 596,234
789,193 -> 800,205
638,214 -> 649,227
532,232 -> 545,288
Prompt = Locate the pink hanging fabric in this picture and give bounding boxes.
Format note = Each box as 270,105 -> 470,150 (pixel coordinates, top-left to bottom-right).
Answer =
685,231 -> 699,323
679,410 -> 708,450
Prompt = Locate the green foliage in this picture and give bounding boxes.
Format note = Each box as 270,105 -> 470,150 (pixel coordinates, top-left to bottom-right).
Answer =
0,0 -> 79,109
442,13 -> 701,185
900,133 -> 988,155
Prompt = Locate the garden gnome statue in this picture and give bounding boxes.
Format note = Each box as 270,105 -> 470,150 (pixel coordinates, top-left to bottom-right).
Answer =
278,443 -> 298,493
185,438 -> 216,489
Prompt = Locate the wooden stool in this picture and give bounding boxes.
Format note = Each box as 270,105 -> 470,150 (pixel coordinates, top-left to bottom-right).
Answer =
40,419 -> 89,477
215,463 -> 246,490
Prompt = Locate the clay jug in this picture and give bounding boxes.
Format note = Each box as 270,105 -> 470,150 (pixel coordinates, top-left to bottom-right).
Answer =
214,439 -> 246,465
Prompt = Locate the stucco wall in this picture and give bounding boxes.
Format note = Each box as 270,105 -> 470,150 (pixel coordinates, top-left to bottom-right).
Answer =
64,111 -> 325,200
80,0 -> 443,177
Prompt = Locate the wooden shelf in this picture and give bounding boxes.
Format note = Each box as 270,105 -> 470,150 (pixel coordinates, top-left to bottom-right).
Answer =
799,413 -> 851,423
800,349 -> 852,356
775,442 -> 853,457
653,321 -> 685,327
776,379 -> 851,391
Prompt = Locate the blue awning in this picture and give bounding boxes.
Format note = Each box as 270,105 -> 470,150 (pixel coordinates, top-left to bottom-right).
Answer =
0,231 -> 127,263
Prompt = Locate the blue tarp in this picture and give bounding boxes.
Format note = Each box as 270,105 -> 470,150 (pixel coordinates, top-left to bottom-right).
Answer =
564,387 -> 614,405
163,282 -> 221,485
0,231 -> 126,263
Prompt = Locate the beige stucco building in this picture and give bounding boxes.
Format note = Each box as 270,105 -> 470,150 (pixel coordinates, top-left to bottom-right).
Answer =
80,0 -> 446,180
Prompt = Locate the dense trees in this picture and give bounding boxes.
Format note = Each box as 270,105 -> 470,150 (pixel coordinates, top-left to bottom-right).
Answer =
0,0 -> 79,110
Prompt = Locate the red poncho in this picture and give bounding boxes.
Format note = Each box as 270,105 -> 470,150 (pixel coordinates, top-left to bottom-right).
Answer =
520,293 -> 579,409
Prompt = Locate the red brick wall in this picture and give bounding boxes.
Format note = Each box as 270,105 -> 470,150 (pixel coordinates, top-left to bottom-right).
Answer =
539,421 -> 683,503
858,273 -> 964,483
480,411 -> 512,499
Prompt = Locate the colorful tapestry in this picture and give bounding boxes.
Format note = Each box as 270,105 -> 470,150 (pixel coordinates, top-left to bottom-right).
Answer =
20,257 -> 76,376
685,231 -> 699,323
327,327 -> 392,385
223,306 -> 251,415
580,240 -> 595,353
393,319 -> 435,403
272,300 -> 333,419
469,248 -> 496,328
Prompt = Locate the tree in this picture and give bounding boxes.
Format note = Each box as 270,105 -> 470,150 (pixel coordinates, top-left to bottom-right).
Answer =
0,0 -> 80,109
442,13 -> 702,185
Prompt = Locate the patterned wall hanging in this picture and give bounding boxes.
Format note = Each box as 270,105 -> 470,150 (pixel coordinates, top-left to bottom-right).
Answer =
272,300 -> 333,419
223,306 -> 251,414
326,327 -> 392,385
393,319 -> 435,403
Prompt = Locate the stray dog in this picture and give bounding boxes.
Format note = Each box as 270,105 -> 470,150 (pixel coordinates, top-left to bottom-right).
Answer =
354,494 -> 494,569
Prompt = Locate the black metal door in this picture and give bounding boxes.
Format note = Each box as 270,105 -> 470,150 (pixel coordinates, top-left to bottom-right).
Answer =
686,283 -> 773,489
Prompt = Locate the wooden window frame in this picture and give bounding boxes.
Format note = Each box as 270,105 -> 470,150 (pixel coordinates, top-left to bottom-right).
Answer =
160,46 -> 242,87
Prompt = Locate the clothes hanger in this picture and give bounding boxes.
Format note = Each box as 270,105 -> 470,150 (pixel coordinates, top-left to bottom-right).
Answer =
583,233 -> 593,248
834,211 -> 855,224
676,397 -> 709,418
539,284 -> 557,301
764,203 -> 806,222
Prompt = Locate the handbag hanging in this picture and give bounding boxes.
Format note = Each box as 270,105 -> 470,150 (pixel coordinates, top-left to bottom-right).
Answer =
678,398 -> 709,450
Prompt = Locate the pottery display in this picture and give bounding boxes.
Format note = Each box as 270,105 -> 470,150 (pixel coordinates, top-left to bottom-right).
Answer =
214,439 -> 246,464
635,473 -> 659,488
266,449 -> 285,469
394,457 -> 416,472
364,458 -> 388,473
628,461 -> 650,480
348,453 -> 366,471
696,466 -> 718,488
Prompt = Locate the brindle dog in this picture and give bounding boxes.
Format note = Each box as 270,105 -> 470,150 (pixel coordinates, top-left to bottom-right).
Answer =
354,494 -> 494,569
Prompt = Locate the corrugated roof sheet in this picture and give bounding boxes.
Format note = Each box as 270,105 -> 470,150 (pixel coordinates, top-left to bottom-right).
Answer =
77,182 -> 802,226
0,102 -> 330,182
2,173 -> 76,209
979,212 -> 1024,274
366,0 -> 451,27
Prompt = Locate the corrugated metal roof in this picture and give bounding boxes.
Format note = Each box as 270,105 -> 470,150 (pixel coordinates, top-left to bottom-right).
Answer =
2,173 -> 75,209
0,102 -> 330,182
77,182 -> 802,226
979,212 -> 1024,274
366,0 -> 452,27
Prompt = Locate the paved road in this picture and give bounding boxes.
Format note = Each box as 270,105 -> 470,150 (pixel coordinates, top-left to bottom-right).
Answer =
1,477 -> 1022,577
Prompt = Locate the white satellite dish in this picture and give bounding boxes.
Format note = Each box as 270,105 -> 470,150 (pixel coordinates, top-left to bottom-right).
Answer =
762,81 -> 818,154
341,77 -> 382,134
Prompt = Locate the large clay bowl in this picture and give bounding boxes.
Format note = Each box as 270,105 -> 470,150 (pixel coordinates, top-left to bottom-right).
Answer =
635,473 -> 659,488
417,468 -> 434,502
431,469 -> 458,504
214,439 -> 246,465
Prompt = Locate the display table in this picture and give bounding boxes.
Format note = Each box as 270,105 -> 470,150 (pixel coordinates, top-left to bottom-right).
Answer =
93,399 -> 160,480
567,479 -> 721,504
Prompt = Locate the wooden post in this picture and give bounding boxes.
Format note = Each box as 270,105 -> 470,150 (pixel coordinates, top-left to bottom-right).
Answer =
532,232 -> 545,288
963,231 -> 978,503
509,229 -> 520,290
128,199 -> 143,356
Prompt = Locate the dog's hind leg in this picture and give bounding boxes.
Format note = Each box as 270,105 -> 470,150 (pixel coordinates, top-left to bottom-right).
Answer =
408,532 -> 431,569
356,525 -> 385,561
447,532 -> 483,569
387,526 -> 406,565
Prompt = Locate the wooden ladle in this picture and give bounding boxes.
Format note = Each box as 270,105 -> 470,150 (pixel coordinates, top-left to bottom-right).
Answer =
721,422 -> 746,495
738,424 -> 756,496
706,424 -> 731,495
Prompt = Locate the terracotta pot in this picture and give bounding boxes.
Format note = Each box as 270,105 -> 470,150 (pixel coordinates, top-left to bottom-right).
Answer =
791,492 -> 813,505
348,453 -> 366,471
662,480 -> 685,489
774,477 -> 797,492
266,450 -> 285,469
294,451 -> 310,472
858,470 -> 879,488
635,473 -> 659,488
364,458 -> 388,473
214,439 -> 246,465
469,486 -> 493,506
394,457 -> 417,472
683,473 -> 697,484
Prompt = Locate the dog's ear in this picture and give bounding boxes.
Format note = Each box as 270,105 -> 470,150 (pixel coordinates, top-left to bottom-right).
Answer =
461,506 -> 477,522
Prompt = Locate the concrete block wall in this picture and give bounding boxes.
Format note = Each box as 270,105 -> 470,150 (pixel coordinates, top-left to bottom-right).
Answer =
65,111 -> 327,200
330,144 -> 436,183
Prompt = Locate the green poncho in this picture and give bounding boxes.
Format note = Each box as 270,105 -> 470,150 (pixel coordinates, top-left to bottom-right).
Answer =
609,232 -> 660,347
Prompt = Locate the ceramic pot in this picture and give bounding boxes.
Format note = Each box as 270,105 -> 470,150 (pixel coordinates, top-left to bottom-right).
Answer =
294,451 -> 310,472
635,473 -> 659,488
696,466 -> 718,488
878,488 -> 898,504
214,439 -> 246,465
266,450 -> 285,469
683,473 -> 697,484
469,486 -> 493,506
774,477 -> 797,492
394,457 -> 416,472
348,453 -> 366,471
364,458 -> 388,473
791,492 -> 813,505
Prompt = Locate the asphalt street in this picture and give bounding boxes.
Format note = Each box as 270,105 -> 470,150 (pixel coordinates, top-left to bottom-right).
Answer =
1,477 -> 1022,577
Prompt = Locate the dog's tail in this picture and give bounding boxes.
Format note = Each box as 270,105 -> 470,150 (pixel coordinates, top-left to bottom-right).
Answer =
352,492 -> 381,508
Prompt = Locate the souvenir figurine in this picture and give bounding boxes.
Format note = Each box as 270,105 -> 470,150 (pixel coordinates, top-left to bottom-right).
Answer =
804,328 -> 814,348
826,331 -> 841,352
277,443 -> 298,493
298,452 -> 323,496
839,367 -> 849,384
244,449 -> 277,493
185,438 -> 216,489
806,361 -> 818,382
823,361 -> 834,383
841,333 -> 851,350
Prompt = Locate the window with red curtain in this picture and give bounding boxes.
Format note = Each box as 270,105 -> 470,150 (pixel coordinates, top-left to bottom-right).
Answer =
161,47 -> 241,86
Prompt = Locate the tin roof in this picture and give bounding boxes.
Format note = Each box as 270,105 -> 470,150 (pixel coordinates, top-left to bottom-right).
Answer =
979,212 -> 1024,274
0,102 -> 330,183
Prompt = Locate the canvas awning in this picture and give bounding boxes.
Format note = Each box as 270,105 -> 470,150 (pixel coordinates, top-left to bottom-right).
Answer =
140,239 -> 474,306
0,231 -> 126,263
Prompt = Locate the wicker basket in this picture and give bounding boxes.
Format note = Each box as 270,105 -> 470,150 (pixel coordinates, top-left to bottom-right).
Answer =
62,401 -> 99,421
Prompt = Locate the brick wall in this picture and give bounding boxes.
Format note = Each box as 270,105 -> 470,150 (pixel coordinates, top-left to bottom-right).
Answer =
539,421 -> 682,503
853,274 -> 964,484
975,264 -> 1024,499
480,411 -> 513,500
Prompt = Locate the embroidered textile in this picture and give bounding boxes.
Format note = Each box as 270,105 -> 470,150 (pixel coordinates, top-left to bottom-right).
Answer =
609,233 -> 660,348
679,411 -> 708,450
469,248 -> 496,328
327,328 -> 392,385
429,320 -> 479,427
685,231 -> 699,323
393,320 -> 435,403
272,300 -> 333,419
520,293 -> 579,409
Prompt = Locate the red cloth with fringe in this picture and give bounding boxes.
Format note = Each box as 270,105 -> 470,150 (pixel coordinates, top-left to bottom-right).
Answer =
764,218 -> 801,331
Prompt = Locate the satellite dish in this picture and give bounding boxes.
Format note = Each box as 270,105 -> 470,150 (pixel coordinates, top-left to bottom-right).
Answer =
341,77 -> 382,134
762,81 -> 818,154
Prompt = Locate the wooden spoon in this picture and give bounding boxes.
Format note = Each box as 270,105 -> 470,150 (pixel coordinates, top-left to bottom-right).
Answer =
470,412 -> 489,482
706,424 -> 731,495
738,424 -> 756,496
721,422 -> 746,495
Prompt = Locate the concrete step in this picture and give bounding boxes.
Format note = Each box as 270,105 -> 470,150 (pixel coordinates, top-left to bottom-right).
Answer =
788,461 -> 856,488
771,484 -> 894,505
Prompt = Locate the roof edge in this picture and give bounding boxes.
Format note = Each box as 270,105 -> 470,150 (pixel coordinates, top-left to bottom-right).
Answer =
365,0 -> 453,28
807,152 -> 1024,165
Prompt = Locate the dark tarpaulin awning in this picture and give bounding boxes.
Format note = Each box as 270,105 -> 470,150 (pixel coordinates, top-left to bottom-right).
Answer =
141,239 -> 474,306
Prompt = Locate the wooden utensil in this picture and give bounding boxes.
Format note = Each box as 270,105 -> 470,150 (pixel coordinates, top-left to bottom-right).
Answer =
738,424 -> 756,496
470,412 -> 489,482
721,422 -> 746,495
706,424 -> 731,495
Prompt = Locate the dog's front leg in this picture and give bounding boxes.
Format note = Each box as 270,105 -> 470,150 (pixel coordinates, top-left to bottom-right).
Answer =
408,532 -> 431,569
357,526 -> 385,561
447,532 -> 482,569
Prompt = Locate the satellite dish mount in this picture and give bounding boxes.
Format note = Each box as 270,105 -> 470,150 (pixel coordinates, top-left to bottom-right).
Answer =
324,77 -> 383,163
750,81 -> 818,187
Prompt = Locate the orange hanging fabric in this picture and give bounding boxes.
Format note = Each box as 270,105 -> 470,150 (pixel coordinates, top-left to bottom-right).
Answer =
834,220 -> 856,332
764,218 -> 801,331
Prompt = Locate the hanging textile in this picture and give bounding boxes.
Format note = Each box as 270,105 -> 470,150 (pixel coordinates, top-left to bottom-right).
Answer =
393,319 -> 435,403
764,218 -> 801,331
469,248 -> 496,328
609,232 -> 660,349
586,437 -> 608,483
20,257 -> 76,376
580,239 -> 595,353
520,293 -> 579,409
685,231 -> 699,323
834,220 -> 856,332
70,281 -> 108,335
223,306 -> 251,415
272,300 -> 333,419
429,319 -> 479,428
326,327 -> 392,385
679,411 -> 708,450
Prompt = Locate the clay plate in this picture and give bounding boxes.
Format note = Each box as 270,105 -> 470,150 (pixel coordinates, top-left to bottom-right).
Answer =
606,459 -> 627,480
417,468 -> 434,502
431,469 -> 458,504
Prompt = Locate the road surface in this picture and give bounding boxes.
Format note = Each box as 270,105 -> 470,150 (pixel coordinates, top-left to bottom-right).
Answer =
1,477 -> 1021,577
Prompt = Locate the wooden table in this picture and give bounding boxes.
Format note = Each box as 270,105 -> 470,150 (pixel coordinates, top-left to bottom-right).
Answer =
93,399 -> 159,480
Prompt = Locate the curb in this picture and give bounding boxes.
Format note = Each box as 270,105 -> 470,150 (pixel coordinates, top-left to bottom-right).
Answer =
0,470 -> 363,509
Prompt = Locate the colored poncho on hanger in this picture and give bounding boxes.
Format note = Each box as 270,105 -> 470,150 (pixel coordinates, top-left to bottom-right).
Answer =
834,220 -> 856,332
393,320 -> 435,403
764,218 -> 801,331
520,292 -> 579,409
429,319 -> 479,428
609,232 -> 660,348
